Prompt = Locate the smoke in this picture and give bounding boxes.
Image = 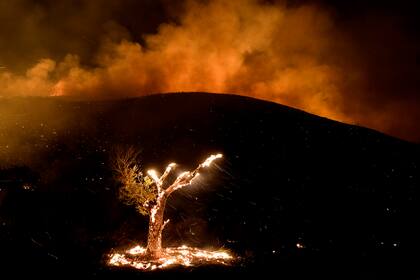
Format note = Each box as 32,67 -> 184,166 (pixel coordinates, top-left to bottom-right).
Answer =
0,0 -> 419,141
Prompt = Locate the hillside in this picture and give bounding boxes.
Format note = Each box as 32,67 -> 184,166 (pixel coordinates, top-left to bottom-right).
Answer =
0,93 -> 419,278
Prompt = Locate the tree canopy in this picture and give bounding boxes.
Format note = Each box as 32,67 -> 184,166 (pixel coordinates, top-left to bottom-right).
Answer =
113,147 -> 157,216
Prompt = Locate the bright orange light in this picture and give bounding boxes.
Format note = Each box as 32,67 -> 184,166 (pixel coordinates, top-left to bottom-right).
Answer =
201,154 -> 223,168
109,244 -> 235,271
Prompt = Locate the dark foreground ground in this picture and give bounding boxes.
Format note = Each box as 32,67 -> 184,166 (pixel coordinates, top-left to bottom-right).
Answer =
0,93 -> 419,279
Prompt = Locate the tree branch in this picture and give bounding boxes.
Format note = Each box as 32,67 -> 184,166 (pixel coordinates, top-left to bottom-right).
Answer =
165,154 -> 222,195
160,163 -> 176,185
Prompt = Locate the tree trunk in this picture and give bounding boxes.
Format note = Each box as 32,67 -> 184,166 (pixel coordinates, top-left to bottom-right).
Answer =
146,194 -> 168,258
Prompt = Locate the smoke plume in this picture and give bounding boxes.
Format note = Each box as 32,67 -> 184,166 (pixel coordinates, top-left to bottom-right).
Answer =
0,0 -> 419,141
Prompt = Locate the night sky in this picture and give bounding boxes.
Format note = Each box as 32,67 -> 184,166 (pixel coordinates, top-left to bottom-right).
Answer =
0,0 -> 419,142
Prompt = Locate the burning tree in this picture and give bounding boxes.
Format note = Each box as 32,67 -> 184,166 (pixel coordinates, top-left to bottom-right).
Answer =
112,147 -> 224,260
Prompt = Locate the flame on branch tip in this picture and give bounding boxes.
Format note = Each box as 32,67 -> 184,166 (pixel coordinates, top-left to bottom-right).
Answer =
147,169 -> 161,186
165,153 -> 223,193
201,153 -> 223,167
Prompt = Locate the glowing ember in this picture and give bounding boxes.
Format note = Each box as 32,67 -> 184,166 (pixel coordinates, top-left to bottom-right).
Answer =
296,243 -> 305,249
109,245 -> 235,271
201,153 -> 223,168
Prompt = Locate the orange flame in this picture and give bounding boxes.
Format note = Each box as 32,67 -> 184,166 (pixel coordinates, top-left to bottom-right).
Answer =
109,245 -> 234,271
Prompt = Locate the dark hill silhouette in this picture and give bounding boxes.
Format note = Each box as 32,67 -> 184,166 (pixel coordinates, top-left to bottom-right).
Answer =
0,92 -> 419,279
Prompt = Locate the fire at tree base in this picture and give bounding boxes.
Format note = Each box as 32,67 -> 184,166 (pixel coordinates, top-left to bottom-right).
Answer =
108,245 -> 235,271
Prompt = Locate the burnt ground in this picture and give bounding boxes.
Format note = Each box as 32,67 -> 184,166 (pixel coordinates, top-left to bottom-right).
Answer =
0,93 -> 419,279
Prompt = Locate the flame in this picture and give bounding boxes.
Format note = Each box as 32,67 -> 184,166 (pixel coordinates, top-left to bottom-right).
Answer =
148,163 -> 177,187
127,245 -> 147,255
162,163 -> 176,178
201,153 -> 223,168
175,171 -> 190,182
109,245 -> 235,271
147,169 -> 161,186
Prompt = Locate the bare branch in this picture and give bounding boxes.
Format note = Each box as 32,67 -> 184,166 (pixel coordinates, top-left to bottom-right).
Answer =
165,154 -> 223,195
147,169 -> 162,193
160,163 -> 176,184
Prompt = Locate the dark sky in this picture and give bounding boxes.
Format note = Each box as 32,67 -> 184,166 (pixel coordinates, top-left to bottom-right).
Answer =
0,0 -> 419,142
2,0 -> 418,67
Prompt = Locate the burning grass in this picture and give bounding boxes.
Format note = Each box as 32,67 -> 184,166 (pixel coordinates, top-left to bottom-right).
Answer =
108,245 -> 235,271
